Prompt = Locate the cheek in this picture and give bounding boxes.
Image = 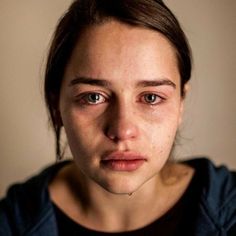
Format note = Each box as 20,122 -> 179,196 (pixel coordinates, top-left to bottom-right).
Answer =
148,123 -> 178,153
61,106 -> 106,159
61,110 -> 90,151
143,104 -> 181,152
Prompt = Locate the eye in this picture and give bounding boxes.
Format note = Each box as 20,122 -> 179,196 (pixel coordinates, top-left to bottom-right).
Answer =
79,92 -> 107,105
141,93 -> 163,105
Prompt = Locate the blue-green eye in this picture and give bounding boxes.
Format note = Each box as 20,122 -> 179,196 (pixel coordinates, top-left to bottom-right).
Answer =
142,93 -> 162,105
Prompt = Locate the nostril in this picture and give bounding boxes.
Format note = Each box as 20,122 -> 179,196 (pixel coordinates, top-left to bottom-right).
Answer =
105,118 -> 139,142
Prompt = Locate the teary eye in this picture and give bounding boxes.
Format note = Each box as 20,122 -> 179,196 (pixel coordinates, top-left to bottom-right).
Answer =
142,93 -> 162,105
81,92 -> 106,105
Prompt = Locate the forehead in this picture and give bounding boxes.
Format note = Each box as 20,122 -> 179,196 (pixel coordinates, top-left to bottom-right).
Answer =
64,20 -> 180,86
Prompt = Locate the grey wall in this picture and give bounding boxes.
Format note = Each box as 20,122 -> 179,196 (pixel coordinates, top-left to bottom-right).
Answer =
0,0 -> 235,197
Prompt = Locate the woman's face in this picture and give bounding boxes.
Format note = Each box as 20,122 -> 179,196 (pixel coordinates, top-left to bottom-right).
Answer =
59,21 -> 185,194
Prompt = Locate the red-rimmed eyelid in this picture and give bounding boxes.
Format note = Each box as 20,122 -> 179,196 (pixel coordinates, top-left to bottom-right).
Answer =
139,91 -> 166,99
144,94 -> 163,104
75,91 -> 109,105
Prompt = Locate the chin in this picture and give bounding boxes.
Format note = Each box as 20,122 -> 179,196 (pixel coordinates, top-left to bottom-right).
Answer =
104,186 -> 137,195
97,175 -> 146,196
104,187 -> 138,196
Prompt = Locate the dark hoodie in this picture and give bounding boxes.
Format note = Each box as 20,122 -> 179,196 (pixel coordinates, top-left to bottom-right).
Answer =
0,158 -> 236,236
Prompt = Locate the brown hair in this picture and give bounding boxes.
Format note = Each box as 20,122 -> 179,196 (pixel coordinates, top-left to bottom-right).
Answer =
44,0 -> 192,160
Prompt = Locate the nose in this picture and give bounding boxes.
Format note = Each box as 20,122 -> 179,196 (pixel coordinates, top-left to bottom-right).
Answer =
105,104 -> 139,142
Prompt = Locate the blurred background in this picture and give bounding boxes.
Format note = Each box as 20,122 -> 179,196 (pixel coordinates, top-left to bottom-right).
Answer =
0,0 -> 235,197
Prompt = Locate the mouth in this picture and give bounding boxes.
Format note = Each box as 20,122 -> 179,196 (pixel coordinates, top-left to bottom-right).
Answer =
101,151 -> 147,172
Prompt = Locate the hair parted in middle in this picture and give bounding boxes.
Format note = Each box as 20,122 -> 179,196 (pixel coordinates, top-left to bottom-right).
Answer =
44,0 -> 192,160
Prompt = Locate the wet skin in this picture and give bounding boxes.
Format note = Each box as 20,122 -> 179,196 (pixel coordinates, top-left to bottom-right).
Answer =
49,20 -> 195,232
59,20 -> 186,195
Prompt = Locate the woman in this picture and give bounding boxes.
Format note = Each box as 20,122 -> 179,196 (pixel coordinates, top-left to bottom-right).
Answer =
1,0 -> 236,235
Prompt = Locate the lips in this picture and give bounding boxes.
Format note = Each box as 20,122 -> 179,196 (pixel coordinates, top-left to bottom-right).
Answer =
101,151 -> 147,171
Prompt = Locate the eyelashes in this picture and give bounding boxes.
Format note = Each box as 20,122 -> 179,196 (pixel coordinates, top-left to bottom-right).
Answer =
139,93 -> 164,105
74,91 -> 166,106
79,92 -> 107,105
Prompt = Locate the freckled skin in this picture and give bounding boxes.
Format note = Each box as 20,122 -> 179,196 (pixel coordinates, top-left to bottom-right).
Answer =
59,20 -> 184,195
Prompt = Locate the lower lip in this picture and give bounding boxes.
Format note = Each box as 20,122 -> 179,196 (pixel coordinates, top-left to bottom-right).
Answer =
101,159 -> 145,171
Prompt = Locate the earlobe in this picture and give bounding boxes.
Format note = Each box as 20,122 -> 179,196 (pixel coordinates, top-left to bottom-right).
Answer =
178,83 -> 190,125
183,83 -> 190,98
178,101 -> 184,126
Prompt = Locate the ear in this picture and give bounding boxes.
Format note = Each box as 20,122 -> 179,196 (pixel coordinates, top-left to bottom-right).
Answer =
183,83 -> 190,98
178,83 -> 190,126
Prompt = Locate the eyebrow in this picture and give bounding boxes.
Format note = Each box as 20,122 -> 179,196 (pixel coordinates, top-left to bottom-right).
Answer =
69,77 -> 111,87
137,79 -> 176,89
69,76 -> 176,89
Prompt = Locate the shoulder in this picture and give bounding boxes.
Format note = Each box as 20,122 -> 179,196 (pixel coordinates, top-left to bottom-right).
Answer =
184,157 -> 236,234
185,158 -> 236,202
0,160 -> 71,235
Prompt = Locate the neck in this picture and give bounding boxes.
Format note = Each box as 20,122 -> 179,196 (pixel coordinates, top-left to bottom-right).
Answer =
49,161 -> 194,232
